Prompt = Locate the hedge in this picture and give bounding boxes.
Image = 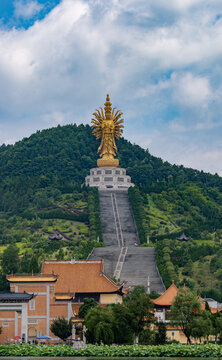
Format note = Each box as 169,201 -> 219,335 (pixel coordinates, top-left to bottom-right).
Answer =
0,343 -> 221,357
128,187 -> 148,244
38,208 -> 88,222
88,188 -> 103,243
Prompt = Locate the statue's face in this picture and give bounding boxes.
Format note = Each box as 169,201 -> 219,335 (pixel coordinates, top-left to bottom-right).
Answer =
103,120 -> 114,132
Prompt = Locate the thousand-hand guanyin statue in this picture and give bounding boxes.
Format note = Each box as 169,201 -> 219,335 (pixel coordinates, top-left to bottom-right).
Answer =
85,94 -> 134,189
91,94 -> 124,167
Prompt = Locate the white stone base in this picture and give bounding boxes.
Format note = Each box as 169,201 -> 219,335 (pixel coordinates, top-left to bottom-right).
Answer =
85,167 -> 134,190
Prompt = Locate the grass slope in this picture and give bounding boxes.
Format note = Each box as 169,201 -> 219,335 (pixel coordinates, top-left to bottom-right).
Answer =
0,124 -> 221,298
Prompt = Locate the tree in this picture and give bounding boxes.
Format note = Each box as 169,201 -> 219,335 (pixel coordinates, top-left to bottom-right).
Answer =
1,244 -> 20,274
139,328 -> 154,345
182,259 -> 193,277
78,298 -> 97,319
149,290 -> 160,299
155,321 -> 167,345
205,301 -> 211,313
50,317 -> 72,341
0,272 -> 9,291
20,252 -> 31,273
123,286 -> 154,343
84,306 -> 114,344
29,256 -> 39,273
111,304 -> 134,344
170,288 -> 202,344
56,248 -> 64,261
190,312 -> 212,343
211,311 -> 222,343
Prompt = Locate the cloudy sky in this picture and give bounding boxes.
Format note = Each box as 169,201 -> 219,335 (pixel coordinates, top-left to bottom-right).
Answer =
0,0 -> 222,175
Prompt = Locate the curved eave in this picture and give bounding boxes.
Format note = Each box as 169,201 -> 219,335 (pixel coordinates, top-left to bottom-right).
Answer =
101,285 -> 129,295
152,281 -> 179,306
0,293 -> 36,303
100,272 -> 128,294
7,275 -> 58,283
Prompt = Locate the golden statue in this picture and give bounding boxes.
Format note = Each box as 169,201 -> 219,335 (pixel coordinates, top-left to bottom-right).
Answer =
91,94 -> 124,168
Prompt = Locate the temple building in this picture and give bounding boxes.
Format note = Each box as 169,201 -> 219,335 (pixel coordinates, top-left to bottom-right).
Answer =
152,282 -> 189,343
153,280 -> 222,343
0,259 -> 127,343
0,292 -> 35,344
153,280 -> 179,323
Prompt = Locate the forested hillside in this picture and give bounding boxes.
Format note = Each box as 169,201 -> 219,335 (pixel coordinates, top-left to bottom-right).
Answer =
0,124 -> 222,299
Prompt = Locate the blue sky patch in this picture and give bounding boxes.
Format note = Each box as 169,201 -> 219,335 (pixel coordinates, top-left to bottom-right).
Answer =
0,0 -> 61,29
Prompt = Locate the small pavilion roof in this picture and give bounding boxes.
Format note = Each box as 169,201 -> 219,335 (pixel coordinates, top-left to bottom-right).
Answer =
176,233 -> 190,241
152,280 -> 179,306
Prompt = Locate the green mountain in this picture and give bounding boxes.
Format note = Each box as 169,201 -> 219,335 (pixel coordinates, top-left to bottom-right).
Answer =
0,124 -> 222,300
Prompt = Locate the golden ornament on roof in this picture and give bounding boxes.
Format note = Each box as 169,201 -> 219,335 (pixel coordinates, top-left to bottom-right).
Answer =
91,94 -> 124,168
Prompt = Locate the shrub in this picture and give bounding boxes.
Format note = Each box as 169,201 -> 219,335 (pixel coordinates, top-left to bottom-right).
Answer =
0,344 -> 221,357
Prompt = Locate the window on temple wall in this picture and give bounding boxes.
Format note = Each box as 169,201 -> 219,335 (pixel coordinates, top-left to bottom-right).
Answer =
28,319 -> 38,325
2,322 -> 9,327
29,299 -> 35,311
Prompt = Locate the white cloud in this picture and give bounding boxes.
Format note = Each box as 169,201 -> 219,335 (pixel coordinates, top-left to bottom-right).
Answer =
152,0 -> 204,12
171,73 -> 212,108
14,0 -> 44,19
180,149 -> 222,175
0,0 -> 89,114
169,118 -> 222,133
43,112 -> 66,125
0,0 -> 222,174
138,126 -> 222,175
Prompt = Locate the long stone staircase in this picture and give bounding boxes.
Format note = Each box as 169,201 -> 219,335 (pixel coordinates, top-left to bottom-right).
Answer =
89,190 -> 165,293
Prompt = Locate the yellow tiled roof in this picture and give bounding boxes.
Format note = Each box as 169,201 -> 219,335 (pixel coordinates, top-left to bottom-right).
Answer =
41,260 -> 123,293
152,280 -> 179,306
7,274 -> 58,283
55,294 -> 74,300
